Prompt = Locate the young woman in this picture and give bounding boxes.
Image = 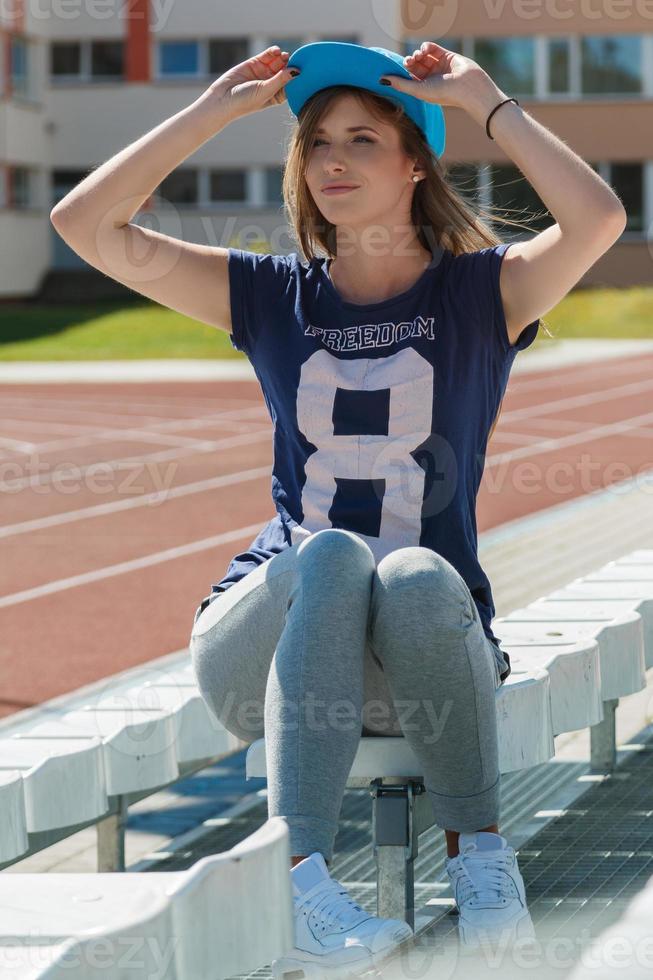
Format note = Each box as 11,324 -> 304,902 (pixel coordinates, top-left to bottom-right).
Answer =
51,39 -> 627,979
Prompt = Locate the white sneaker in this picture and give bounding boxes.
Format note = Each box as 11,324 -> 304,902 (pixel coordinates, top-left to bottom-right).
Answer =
271,852 -> 414,980
445,831 -> 535,953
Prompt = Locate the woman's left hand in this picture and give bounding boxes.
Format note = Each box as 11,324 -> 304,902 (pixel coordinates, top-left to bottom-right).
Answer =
379,41 -> 502,121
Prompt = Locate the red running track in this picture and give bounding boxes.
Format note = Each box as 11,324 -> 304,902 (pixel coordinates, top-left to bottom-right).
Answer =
2,352 -> 653,720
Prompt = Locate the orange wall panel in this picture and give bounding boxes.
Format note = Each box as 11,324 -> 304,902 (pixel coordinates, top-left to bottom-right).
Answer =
126,0 -> 150,82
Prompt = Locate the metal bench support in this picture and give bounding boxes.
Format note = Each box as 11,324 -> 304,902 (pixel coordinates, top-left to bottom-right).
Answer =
369,777 -> 435,929
97,794 -> 127,871
590,698 -> 619,772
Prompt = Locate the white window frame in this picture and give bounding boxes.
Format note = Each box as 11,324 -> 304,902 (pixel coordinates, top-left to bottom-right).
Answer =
10,36 -> 39,104
644,161 -> 653,240
643,35 -> 653,97
248,169 -> 266,208
154,37 -> 265,82
542,34 -> 577,100
458,34 -> 651,101
12,166 -> 34,209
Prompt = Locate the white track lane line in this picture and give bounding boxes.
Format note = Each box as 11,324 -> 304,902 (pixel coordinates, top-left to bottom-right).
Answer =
508,351 -> 653,394
0,398 -> 264,427
5,405 -> 653,535
486,408 -> 653,468
0,436 -> 38,454
1,428 -> 271,492
0,392 -> 263,413
17,407 -> 268,456
0,466 -> 271,539
0,522 -> 267,608
487,431 -> 548,445
501,376 -> 653,423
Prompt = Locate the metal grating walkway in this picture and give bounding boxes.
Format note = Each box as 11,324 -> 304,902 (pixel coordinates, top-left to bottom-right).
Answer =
134,721 -> 653,979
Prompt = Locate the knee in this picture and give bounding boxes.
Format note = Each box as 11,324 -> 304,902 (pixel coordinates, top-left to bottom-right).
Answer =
297,528 -> 375,576
377,547 -> 466,598
373,548 -> 473,627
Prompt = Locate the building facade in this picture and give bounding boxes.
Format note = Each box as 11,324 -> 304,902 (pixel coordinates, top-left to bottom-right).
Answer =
0,0 -> 651,299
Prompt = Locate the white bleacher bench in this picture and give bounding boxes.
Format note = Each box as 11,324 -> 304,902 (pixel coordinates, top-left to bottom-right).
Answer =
247,549 -> 653,929
0,817 -> 293,980
0,549 -> 652,931
0,662 -> 248,872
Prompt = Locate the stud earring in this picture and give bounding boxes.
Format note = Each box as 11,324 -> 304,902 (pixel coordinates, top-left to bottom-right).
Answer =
412,175 -> 421,182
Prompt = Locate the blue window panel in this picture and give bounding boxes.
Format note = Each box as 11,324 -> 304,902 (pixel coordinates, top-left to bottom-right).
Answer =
549,37 -> 570,94
473,37 -> 535,97
160,41 -> 199,75
582,35 -> 642,95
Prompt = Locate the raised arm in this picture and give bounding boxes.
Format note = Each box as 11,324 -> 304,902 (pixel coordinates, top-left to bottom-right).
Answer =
383,42 -> 627,347
50,46 -> 299,334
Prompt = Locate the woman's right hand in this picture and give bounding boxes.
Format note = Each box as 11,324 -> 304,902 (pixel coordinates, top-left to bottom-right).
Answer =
207,46 -> 300,120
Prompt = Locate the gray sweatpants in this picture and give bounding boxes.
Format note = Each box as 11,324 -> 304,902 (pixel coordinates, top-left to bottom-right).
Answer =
189,528 -> 504,864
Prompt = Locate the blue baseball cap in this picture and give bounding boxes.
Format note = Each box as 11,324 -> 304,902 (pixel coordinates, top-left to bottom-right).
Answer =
285,42 -> 446,158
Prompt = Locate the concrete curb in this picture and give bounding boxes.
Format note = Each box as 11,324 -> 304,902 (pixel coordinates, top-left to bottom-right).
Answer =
1,340 -> 653,382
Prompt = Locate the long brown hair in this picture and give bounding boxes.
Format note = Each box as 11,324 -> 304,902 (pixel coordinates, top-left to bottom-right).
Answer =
280,84 -> 553,438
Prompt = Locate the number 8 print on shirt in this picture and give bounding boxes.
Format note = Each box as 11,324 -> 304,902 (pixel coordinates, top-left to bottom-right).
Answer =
205,242 -> 540,656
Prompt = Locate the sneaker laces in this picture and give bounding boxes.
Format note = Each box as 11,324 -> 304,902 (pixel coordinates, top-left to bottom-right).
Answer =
451,850 -> 517,908
295,876 -> 371,932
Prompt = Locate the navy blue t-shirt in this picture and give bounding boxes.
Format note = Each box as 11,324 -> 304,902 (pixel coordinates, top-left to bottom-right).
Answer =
199,242 -> 539,682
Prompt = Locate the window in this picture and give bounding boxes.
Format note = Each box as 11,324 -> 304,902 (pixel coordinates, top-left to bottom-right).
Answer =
52,42 -> 81,76
581,36 -> 641,95
52,170 -> 89,206
209,38 -> 249,76
209,169 -> 246,203
13,167 -> 33,208
159,170 -> 199,204
160,40 -> 200,76
11,38 -> 30,98
609,163 -> 643,232
473,38 -> 535,97
265,166 -> 284,205
548,37 -> 570,95
91,41 -> 123,78
489,164 -> 551,234
51,40 -> 123,81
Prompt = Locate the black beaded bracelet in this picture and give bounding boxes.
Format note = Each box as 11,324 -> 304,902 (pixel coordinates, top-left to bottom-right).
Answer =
486,97 -> 520,140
